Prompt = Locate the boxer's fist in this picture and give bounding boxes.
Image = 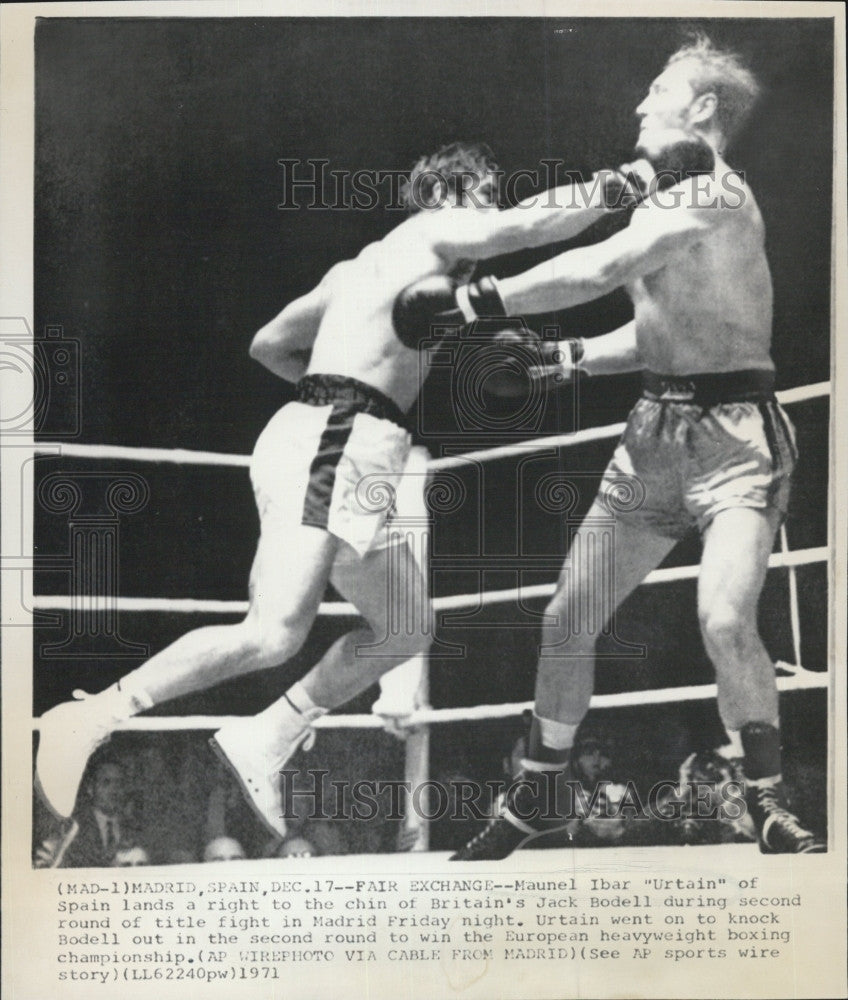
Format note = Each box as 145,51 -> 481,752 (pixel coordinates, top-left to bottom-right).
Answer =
598,136 -> 715,210
392,275 -> 463,350
392,274 -> 508,350
484,330 -> 583,398
597,167 -> 649,210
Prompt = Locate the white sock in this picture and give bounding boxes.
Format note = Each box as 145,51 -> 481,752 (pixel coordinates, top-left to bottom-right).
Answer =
747,773 -> 782,788
283,681 -> 327,723
720,728 -> 745,759
521,757 -> 567,773
520,716 -> 580,772
537,715 -> 579,751
254,682 -> 327,755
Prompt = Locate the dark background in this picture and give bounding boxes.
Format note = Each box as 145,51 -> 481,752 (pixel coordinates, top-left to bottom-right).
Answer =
33,18 -> 832,799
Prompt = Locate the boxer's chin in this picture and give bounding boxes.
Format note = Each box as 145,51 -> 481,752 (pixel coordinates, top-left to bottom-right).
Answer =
635,126 -> 692,160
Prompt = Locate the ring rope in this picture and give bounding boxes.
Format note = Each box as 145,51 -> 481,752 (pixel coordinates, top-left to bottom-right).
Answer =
33,381 -> 830,470
30,663 -> 825,733
32,545 -> 828,617
31,382 -> 830,744
429,379 -> 830,472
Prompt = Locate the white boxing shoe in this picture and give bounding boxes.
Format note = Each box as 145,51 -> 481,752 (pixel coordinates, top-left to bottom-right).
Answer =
210,717 -> 316,840
35,691 -> 117,820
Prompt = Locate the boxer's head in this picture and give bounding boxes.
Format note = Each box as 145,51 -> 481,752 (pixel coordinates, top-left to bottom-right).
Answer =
636,35 -> 760,150
401,141 -> 500,215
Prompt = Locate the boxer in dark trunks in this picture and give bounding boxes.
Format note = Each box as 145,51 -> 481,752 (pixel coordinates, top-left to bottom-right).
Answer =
398,38 -> 823,858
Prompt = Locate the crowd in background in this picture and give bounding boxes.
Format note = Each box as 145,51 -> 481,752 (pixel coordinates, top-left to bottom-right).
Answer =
34,706 -> 824,868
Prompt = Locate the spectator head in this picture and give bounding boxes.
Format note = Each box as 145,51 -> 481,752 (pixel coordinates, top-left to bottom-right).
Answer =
112,843 -> 149,867
203,836 -> 246,862
572,725 -> 616,784
277,837 -> 317,858
85,756 -> 125,817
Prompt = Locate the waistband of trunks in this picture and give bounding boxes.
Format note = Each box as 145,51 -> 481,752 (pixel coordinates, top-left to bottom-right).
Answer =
297,373 -> 413,431
641,369 -> 776,405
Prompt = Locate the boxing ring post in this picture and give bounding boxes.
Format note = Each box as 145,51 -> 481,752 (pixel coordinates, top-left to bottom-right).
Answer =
780,524 -> 804,668
401,654 -> 431,853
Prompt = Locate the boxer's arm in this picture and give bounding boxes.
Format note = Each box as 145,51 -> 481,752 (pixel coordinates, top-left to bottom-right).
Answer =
581,321 -> 642,376
498,184 -> 718,313
431,180 -> 610,261
250,266 -> 340,381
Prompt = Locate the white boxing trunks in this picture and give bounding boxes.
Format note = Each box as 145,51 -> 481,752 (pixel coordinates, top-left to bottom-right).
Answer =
251,374 -> 413,558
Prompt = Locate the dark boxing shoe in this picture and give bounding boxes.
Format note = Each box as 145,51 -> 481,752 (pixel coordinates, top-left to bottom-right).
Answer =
746,782 -> 825,854
450,769 -> 573,862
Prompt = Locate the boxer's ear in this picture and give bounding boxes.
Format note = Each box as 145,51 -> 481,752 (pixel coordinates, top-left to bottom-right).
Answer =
688,91 -> 718,128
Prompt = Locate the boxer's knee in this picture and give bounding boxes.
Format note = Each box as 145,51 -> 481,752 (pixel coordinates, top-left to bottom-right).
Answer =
699,602 -> 759,662
241,611 -> 309,669
369,618 -> 433,663
543,589 -> 598,654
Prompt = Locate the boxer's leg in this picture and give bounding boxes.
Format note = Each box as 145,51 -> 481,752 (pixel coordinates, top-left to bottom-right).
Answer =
451,505 -> 676,861
211,537 -> 431,838
303,537 -> 432,706
698,506 -> 823,852
698,506 -> 779,731
36,523 -> 339,821
221,536 -> 431,763
126,523 -> 339,702
530,503 -> 676,760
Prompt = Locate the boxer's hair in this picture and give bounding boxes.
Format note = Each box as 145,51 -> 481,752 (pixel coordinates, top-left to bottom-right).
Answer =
401,141 -> 499,214
666,35 -> 761,141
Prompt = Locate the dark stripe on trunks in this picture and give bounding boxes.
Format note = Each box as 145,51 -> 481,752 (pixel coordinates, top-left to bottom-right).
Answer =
301,403 -> 355,530
758,401 -> 783,473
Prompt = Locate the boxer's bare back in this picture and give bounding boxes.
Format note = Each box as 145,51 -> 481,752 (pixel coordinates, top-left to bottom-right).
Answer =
307,221 -> 456,412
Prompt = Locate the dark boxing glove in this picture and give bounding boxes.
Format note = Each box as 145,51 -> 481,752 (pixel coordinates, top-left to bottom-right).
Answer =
484,329 -> 585,398
392,274 -> 507,351
597,166 -> 650,211
598,135 -> 715,210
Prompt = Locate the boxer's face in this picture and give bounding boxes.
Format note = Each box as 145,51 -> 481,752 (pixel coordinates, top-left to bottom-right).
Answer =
451,172 -> 498,211
636,60 -> 701,143
473,173 -> 498,209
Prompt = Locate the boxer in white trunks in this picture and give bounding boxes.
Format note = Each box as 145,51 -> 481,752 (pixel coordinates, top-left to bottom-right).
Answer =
37,140 -> 632,839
